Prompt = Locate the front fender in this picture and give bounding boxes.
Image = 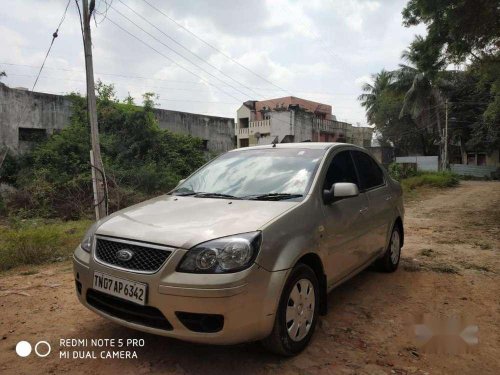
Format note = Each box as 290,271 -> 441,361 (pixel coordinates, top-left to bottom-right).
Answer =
255,199 -> 325,271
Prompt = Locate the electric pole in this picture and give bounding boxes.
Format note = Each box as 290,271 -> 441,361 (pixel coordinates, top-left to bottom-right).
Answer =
82,0 -> 106,219
444,99 -> 448,171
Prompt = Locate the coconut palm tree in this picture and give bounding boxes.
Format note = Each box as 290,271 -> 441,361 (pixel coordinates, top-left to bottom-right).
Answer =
395,36 -> 447,136
358,69 -> 393,125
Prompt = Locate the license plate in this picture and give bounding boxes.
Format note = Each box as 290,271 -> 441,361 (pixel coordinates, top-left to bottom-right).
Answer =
93,272 -> 147,305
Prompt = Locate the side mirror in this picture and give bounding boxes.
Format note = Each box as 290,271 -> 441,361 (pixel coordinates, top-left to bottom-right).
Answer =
176,179 -> 186,187
323,182 -> 359,204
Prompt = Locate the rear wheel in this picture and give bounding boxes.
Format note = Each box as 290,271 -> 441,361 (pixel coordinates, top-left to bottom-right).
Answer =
376,224 -> 402,272
262,264 -> 319,356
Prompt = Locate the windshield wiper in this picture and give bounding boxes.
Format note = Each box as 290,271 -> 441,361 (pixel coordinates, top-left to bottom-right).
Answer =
245,193 -> 303,201
171,190 -> 197,196
194,192 -> 241,200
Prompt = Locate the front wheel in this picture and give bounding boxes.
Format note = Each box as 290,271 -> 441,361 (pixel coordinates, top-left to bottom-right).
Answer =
376,224 -> 402,272
262,263 -> 319,356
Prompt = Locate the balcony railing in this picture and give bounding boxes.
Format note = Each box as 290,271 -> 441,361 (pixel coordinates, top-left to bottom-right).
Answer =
237,119 -> 270,135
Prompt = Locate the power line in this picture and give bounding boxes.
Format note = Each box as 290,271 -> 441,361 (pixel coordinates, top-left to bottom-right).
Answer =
32,0 -> 71,91
106,16 -> 245,103
2,62 -> 367,97
106,6 -> 352,129
108,16 -> 360,129
114,0 -> 267,100
105,14 -> 360,129
6,73 -> 369,112
108,11 -> 253,100
140,0 -> 290,95
6,73 -> 234,96
112,1 -> 322,118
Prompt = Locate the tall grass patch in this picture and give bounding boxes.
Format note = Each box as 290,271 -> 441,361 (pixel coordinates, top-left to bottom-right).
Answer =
0,219 -> 92,271
401,172 -> 459,191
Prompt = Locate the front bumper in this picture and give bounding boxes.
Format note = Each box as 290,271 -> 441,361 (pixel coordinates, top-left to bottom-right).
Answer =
73,244 -> 288,345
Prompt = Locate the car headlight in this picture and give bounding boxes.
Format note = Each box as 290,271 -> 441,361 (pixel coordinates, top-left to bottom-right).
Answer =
177,232 -> 262,273
80,221 -> 100,252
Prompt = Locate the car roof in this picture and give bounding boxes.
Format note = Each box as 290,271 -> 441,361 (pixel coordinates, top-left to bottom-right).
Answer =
228,142 -> 359,152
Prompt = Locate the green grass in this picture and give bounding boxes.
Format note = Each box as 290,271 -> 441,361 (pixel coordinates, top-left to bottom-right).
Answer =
401,172 -> 459,193
0,218 -> 92,271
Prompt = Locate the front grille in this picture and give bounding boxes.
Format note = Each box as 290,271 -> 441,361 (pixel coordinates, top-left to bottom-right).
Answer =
87,289 -> 173,331
95,237 -> 171,273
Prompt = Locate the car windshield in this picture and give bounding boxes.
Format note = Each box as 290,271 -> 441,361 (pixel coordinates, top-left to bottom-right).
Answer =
172,148 -> 326,200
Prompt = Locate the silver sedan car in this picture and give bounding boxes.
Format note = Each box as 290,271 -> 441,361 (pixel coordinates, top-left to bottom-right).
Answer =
73,142 -> 404,356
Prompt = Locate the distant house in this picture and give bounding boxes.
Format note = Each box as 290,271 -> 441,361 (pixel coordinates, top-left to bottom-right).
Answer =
365,146 -> 395,167
449,148 -> 499,178
235,96 -> 372,148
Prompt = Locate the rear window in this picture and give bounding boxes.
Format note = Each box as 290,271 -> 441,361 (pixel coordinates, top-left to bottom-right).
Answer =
351,151 -> 384,190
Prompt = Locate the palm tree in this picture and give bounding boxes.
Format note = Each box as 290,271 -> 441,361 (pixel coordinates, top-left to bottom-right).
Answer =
358,70 -> 393,125
395,36 -> 447,139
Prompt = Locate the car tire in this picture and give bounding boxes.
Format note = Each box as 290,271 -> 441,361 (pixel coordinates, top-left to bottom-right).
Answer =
262,263 -> 319,356
376,224 -> 402,272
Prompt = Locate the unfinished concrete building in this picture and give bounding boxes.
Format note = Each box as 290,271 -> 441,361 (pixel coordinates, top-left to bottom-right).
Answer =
0,83 -> 235,155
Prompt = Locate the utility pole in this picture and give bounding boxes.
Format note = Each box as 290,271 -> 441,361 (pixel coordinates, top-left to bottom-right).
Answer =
444,99 -> 448,171
82,0 -> 106,219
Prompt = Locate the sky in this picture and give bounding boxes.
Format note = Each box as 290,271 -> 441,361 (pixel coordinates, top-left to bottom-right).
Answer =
0,0 -> 426,124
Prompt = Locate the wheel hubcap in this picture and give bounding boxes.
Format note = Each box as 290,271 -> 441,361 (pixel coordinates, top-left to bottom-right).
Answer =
390,230 -> 400,264
286,279 -> 315,342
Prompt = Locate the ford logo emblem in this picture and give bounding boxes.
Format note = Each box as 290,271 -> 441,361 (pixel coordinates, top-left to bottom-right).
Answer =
116,249 -> 134,262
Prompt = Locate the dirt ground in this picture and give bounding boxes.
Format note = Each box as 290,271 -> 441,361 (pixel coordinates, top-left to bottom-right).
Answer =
0,181 -> 499,375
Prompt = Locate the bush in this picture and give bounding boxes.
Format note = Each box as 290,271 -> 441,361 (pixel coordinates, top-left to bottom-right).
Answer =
0,219 -> 92,271
388,162 -> 418,181
401,172 -> 459,191
3,85 -> 208,219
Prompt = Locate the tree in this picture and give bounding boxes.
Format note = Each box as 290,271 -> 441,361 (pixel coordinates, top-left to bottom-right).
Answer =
402,0 -> 500,154
358,70 -> 433,155
6,87 -> 208,219
402,0 -> 500,63
358,70 -> 393,125
0,71 -> 6,80
394,36 -> 448,159
359,0 -> 499,159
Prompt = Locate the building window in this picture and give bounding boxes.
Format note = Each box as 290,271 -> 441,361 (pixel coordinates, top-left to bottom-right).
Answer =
466,153 -> 476,165
477,153 -> 486,166
18,128 -> 47,142
239,138 -> 249,147
239,118 -> 249,128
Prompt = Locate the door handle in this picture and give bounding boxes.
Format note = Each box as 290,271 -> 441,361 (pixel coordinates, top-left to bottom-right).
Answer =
384,195 -> 392,201
359,207 -> 368,214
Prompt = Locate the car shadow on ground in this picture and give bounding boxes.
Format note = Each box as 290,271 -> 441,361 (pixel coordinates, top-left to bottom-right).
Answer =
74,267 -> 396,374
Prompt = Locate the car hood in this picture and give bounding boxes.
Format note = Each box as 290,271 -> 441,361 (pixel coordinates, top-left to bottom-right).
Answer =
96,195 -> 299,249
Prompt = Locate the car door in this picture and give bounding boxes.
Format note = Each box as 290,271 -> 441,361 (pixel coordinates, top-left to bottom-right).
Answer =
351,150 -> 392,257
320,149 -> 371,286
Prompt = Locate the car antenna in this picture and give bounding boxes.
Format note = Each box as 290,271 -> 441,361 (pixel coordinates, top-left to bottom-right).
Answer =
272,136 -> 278,148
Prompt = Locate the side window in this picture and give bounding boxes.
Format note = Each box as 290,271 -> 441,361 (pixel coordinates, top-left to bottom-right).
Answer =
352,151 -> 384,190
323,151 -> 359,190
